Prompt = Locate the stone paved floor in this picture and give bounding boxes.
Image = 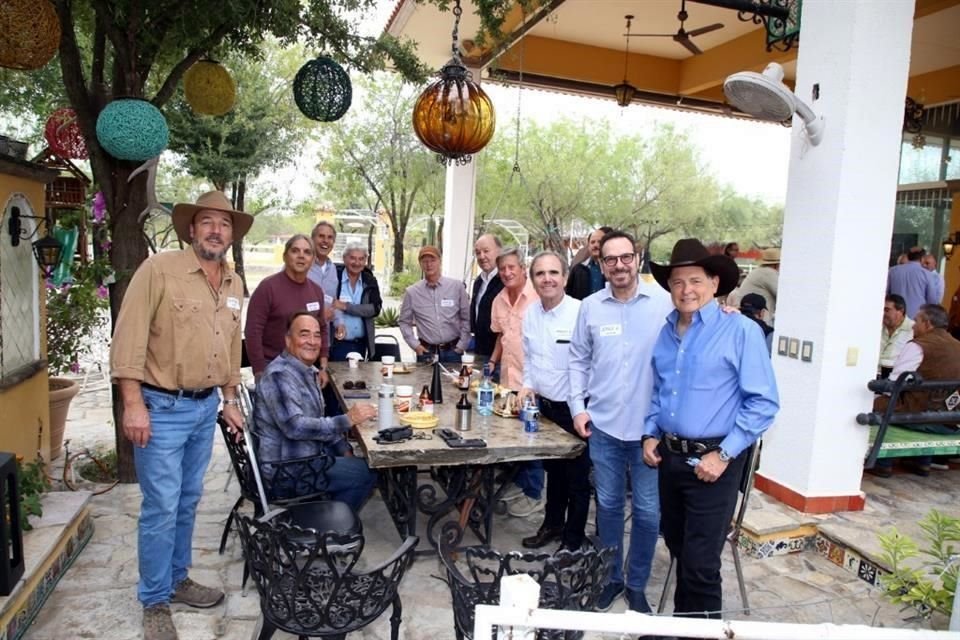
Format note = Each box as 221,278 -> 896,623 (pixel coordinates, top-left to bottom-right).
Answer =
23,383 -> 957,639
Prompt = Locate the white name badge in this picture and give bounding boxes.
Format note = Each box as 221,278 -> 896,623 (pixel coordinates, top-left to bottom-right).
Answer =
554,328 -> 573,340
306,301 -> 320,312
324,294 -> 333,304
599,324 -> 622,337
440,298 -> 455,308
226,297 -> 241,310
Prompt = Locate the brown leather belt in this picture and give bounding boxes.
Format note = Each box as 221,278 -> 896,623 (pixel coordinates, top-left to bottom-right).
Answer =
142,383 -> 216,400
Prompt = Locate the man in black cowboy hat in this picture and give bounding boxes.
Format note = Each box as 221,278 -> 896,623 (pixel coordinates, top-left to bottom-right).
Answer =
642,238 -> 779,622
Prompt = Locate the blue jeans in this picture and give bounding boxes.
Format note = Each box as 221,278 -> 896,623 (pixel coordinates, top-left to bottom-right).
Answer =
134,388 -> 220,606
329,338 -> 367,362
589,427 -> 660,592
327,456 -> 379,511
514,461 -> 544,499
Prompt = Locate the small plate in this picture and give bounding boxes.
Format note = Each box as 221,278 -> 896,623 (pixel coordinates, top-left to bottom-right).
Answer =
399,411 -> 440,429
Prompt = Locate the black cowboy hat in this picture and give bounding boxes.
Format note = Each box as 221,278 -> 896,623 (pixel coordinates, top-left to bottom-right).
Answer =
650,238 -> 740,297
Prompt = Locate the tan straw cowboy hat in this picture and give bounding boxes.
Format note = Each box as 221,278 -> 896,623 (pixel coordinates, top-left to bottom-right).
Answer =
170,191 -> 254,243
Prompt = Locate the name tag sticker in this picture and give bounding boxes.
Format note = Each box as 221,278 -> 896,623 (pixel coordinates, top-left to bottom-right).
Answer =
324,294 -> 333,304
226,297 -> 241,310
306,301 -> 320,312
599,324 -> 622,337
440,298 -> 455,308
554,328 -> 572,340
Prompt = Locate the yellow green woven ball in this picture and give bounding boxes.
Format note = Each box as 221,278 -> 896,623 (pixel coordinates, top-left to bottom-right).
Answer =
0,0 -> 61,71
183,60 -> 236,116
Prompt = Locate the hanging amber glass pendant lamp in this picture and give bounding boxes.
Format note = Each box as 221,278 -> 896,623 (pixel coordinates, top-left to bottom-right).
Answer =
412,0 -> 495,166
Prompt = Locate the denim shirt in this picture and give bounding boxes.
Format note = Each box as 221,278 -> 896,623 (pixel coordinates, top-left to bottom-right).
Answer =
643,300 -> 780,457
253,351 -> 352,471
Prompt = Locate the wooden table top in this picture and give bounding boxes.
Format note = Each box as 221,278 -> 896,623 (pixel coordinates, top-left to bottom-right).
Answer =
329,362 -> 585,469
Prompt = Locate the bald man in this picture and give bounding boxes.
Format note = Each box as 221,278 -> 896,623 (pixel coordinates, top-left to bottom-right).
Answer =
471,234 -> 505,358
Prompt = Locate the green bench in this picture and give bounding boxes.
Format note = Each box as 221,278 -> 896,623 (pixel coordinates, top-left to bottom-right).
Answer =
856,373 -> 960,467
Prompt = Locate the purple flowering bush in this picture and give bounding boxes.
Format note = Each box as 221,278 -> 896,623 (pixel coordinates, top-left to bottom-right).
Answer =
46,260 -> 111,376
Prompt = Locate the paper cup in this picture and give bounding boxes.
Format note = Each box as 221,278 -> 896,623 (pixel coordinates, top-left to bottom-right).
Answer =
381,355 -> 395,379
395,384 -> 414,413
461,353 -> 475,376
346,352 -> 362,369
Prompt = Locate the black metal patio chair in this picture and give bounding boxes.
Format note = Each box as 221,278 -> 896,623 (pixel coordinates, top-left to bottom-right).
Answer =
236,512 -> 418,640
440,538 -> 613,640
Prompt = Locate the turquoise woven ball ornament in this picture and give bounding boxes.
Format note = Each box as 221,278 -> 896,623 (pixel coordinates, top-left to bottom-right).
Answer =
95,98 -> 170,161
292,56 -> 352,122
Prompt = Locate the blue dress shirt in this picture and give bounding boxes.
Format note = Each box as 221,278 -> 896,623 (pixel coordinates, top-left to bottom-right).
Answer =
643,299 -> 779,457
337,271 -> 365,341
568,279 -> 675,441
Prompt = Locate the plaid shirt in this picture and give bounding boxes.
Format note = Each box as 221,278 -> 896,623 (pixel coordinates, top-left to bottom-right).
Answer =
253,351 -> 352,471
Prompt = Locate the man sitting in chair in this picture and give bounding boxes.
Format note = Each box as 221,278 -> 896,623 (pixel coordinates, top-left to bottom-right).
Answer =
254,311 -> 378,511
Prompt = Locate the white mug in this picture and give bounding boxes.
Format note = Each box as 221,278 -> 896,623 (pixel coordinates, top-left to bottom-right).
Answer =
346,352 -> 362,369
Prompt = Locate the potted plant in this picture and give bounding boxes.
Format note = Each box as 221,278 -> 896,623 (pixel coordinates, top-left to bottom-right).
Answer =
45,254 -> 110,460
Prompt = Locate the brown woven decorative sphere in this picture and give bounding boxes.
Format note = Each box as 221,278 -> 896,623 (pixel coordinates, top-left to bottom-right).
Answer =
412,63 -> 495,165
0,0 -> 61,71
183,60 -> 236,116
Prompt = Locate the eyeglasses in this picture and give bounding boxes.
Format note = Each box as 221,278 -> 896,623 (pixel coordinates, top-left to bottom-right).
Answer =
343,380 -> 367,390
601,253 -> 636,267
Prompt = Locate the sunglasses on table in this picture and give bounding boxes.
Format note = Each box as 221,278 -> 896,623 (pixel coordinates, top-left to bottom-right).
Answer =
343,380 -> 367,390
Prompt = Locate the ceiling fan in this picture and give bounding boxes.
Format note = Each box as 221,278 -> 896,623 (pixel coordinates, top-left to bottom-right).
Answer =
626,0 -> 724,56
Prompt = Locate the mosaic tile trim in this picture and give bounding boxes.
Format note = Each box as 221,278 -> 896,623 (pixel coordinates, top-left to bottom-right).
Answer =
815,533 -> 888,589
737,531 -> 817,559
0,512 -> 94,640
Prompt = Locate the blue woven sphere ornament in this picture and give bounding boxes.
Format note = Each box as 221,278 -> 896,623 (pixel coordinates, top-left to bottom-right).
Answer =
96,98 -> 169,161
293,56 -> 352,122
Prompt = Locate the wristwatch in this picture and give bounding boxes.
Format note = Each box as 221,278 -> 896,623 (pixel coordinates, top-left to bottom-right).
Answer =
717,448 -> 732,462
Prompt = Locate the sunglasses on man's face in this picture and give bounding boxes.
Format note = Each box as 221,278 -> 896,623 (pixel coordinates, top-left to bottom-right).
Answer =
343,380 -> 367,390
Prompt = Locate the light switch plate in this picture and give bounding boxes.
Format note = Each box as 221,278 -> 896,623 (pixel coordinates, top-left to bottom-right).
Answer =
801,341 -> 813,362
788,338 -> 800,359
777,336 -> 789,356
846,347 -> 859,366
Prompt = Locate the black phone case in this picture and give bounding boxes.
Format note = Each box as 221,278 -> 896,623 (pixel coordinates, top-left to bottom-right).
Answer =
446,438 -> 486,448
436,427 -> 461,442
342,391 -> 372,399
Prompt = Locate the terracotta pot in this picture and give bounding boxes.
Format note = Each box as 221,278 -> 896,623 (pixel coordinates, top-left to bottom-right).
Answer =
48,377 -> 80,460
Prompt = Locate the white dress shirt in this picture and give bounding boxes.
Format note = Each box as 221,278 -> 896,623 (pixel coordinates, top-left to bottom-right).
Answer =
522,295 -> 581,402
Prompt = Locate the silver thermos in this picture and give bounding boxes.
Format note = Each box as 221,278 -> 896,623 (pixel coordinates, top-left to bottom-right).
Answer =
378,385 -> 395,430
456,393 -> 472,431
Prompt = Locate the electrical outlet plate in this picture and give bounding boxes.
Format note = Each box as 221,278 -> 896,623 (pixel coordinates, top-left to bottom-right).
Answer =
777,336 -> 789,356
788,338 -> 800,359
801,341 -> 813,362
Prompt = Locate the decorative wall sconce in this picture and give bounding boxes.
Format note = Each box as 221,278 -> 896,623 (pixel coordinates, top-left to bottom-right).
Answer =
942,231 -> 960,259
7,206 -> 64,274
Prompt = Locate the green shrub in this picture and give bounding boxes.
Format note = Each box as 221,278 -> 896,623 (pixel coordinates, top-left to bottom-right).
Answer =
389,270 -> 419,297
376,306 -> 400,328
16,456 -> 51,531
877,509 -> 959,623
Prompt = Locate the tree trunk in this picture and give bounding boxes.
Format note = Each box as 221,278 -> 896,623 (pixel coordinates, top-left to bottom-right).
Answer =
107,164 -> 150,484
231,179 -> 249,296
392,223 -> 405,274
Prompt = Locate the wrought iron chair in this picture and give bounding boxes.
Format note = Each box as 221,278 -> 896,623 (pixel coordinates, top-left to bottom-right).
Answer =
236,512 -> 418,640
656,439 -> 761,615
440,538 -> 613,640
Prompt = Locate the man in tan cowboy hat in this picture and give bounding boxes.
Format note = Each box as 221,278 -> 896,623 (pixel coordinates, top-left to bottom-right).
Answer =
727,246 -> 780,323
110,190 -> 253,640
642,238 -> 779,624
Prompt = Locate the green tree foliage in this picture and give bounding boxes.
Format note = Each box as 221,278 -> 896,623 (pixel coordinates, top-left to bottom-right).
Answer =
320,72 -> 445,273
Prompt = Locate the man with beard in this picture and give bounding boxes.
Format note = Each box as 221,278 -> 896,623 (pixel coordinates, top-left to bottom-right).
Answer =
245,234 -> 329,380
111,191 -> 253,640
569,230 -> 674,612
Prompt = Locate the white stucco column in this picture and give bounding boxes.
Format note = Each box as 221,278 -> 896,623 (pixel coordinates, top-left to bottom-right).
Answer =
442,158 -> 478,283
755,0 -> 914,512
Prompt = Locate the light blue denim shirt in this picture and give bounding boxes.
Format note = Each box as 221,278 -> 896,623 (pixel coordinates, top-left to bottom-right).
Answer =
568,279 -> 674,441
643,299 -> 780,457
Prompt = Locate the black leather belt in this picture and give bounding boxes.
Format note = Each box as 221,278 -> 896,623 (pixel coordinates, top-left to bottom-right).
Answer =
142,383 -> 216,400
538,396 -> 567,411
420,339 -> 458,351
662,433 -> 724,455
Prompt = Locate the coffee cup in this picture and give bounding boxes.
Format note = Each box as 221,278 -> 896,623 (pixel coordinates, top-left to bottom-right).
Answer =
461,353 -> 475,376
381,355 -> 395,379
395,385 -> 414,413
346,352 -> 362,369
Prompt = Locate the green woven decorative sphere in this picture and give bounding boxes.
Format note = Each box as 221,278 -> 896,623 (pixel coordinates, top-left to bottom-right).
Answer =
293,56 -> 352,122
184,60 -> 236,116
96,98 -> 169,161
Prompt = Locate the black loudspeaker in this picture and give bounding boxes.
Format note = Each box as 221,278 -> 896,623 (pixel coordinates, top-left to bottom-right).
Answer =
0,452 -> 25,596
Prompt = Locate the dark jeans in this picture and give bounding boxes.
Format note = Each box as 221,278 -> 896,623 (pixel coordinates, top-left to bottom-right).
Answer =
329,338 -> 367,362
540,397 -> 591,548
417,348 -> 461,364
658,442 -> 747,619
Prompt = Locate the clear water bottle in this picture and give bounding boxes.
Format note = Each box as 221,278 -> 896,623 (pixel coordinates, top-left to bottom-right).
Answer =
477,374 -> 494,416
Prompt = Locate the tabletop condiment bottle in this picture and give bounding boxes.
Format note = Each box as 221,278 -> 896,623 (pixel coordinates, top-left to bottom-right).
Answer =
419,384 -> 434,415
